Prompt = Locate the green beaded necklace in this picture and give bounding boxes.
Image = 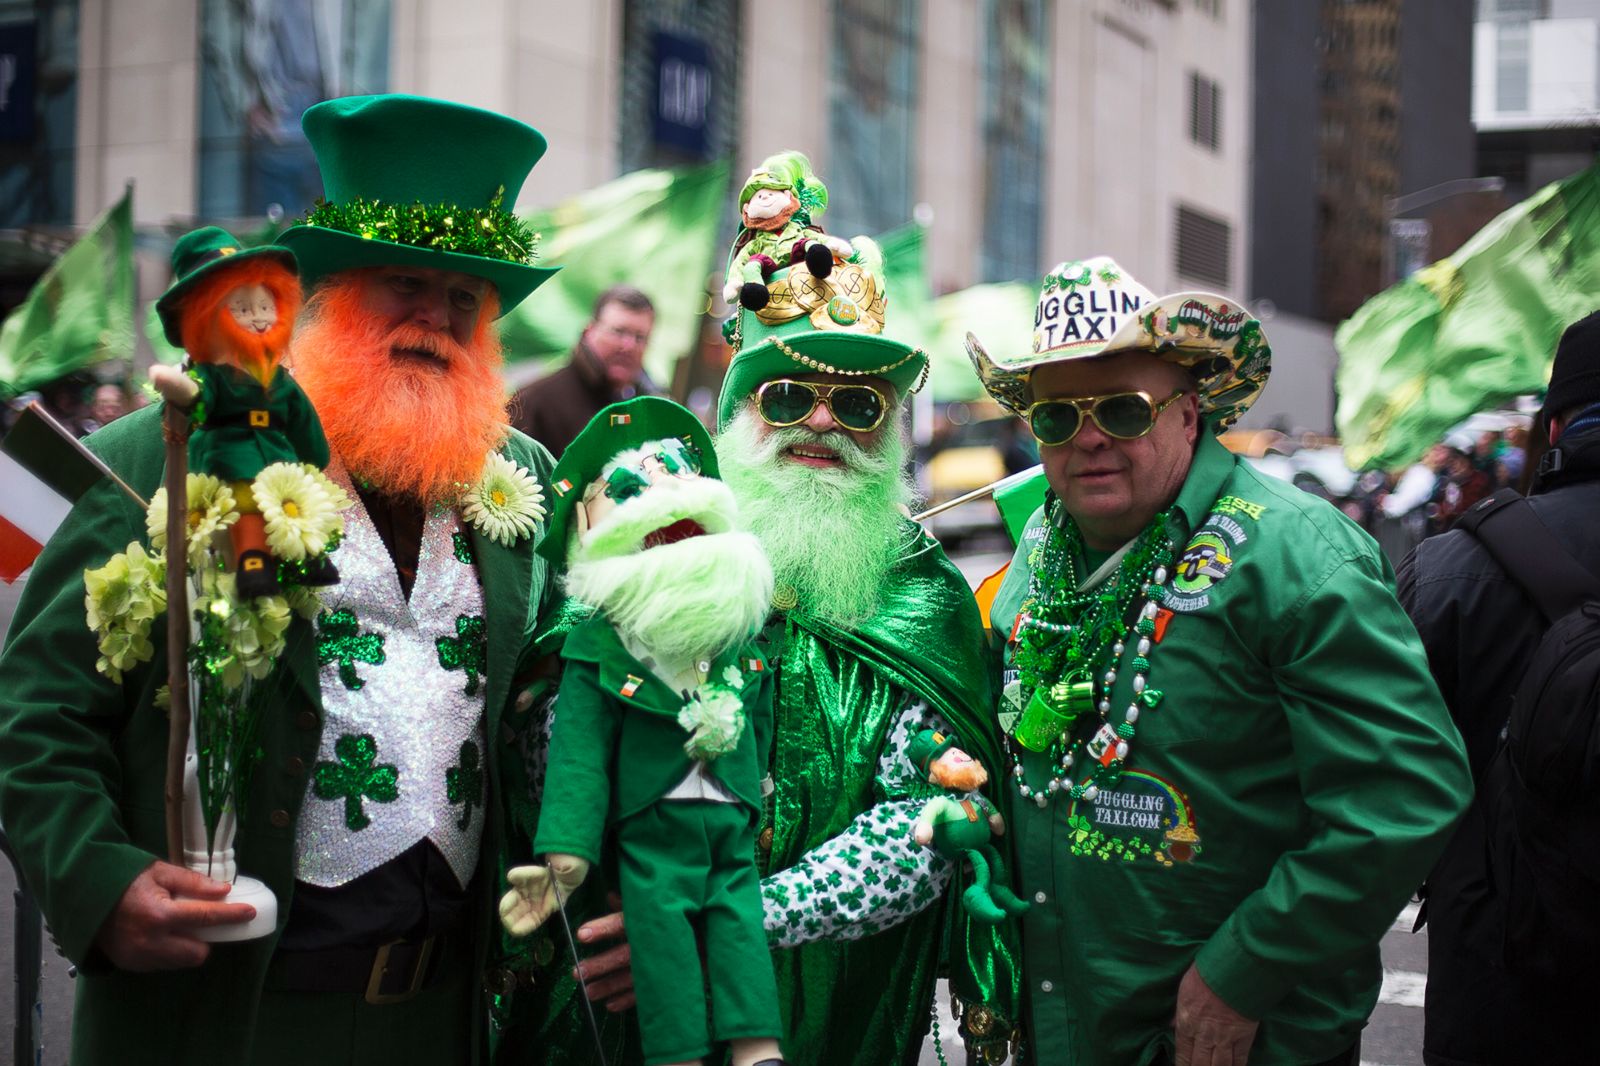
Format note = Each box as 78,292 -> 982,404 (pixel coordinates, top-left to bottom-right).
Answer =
1007,497 -> 1177,807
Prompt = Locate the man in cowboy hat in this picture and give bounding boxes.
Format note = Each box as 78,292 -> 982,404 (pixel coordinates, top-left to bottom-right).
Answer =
971,257 -> 1471,1066
0,94 -> 563,1064
565,199 -> 1021,1064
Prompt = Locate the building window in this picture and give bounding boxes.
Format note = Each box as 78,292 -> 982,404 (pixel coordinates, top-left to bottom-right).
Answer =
1494,19 -> 1531,112
1193,0 -> 1222,18
0,0 -> 78,228
197,0 -> 392,221
1175,204 -> 1231,287
619,0 -> 740,172
980,0 -> 1049,282
827,0 -> 918,237
1188,71 -> 1221,151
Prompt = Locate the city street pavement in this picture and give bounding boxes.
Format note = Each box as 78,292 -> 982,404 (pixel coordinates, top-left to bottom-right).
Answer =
0,548 -> 1430,1065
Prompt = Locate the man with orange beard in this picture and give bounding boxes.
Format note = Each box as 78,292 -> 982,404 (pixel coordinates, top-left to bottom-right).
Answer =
0,94 -> 563,1065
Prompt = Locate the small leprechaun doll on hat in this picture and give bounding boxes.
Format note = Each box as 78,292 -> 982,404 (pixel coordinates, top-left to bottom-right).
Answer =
148,227 -> 338,599
723,150 -> 856,312
499,396 -> 787,1066
908,729 -> 1031,926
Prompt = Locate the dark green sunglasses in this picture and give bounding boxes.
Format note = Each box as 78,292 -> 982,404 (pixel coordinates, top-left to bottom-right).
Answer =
756,379 -> 888,433
1026,389 -> 1186,446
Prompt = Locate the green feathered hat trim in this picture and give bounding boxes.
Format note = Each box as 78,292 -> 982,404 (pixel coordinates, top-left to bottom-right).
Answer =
739,150 -> 829,221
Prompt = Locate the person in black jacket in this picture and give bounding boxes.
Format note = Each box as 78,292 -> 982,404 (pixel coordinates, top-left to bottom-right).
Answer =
1397,310 -> 1600,1066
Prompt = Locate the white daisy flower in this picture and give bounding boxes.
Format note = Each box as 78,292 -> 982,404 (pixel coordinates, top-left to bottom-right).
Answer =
254,462 -> 339,561
146,474 -> 239,569
462,452 -> 547,547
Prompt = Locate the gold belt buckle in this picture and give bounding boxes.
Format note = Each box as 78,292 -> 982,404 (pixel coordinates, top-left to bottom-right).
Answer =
249,409 -> 270,427
364,936 -> 435,1005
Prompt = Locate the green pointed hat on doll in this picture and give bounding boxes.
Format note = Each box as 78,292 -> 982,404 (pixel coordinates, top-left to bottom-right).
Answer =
278,94 -> 559,316
538,396 -> 720,567
715,150 -> 928,429
155,226 -> 298,346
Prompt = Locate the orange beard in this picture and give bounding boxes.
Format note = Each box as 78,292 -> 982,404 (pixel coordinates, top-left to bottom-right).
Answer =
289,273 -> 508,505
179,259 -> 301,386
930,759 -> 989,793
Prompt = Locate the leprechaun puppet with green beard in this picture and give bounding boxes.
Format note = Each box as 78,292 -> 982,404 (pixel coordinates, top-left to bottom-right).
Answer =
500,396 -> 786,1066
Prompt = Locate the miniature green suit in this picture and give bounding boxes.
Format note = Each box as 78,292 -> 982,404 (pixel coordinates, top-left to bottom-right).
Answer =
533,614 -> 781,1065
188,363 -> 329,482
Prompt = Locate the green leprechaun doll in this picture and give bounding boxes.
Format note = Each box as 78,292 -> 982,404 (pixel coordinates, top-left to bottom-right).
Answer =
148,227 -> 338,598
722,150 -> 857,312
907,728 -> 1030,926
499,396 -> 787,1066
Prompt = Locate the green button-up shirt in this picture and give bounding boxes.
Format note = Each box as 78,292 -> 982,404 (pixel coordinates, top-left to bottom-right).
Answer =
991,433 -> 1470,1066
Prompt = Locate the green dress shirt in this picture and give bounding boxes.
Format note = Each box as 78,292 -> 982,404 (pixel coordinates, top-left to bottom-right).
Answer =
990,432 -> 1470,1066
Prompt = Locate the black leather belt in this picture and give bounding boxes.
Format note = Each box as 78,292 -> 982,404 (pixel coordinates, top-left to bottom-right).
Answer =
266,935 -> 447,1004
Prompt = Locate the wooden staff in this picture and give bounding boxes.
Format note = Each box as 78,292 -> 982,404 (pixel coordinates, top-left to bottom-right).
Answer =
161,403 -> 191,867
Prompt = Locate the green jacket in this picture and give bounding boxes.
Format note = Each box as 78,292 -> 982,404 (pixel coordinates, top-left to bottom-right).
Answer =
533,615 -> 772,865
991,432 -> 1471,1066
0,404 -> 557,1065
189,363 -> 330,482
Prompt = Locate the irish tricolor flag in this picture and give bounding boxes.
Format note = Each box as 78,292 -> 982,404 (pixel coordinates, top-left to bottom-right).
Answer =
0,404 -> 120,583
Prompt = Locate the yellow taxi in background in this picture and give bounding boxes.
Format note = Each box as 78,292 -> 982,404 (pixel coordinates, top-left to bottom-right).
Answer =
922,400 -> 1036,547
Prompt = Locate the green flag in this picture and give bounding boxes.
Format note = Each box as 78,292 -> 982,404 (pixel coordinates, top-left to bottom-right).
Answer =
0,189 -> 136,399
1335,161 -> 1600,469
928,281 -> 1036,403
498,161 -> 729,382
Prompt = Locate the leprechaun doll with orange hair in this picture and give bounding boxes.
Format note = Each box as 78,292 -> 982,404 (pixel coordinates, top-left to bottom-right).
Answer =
149,226 -> 337,597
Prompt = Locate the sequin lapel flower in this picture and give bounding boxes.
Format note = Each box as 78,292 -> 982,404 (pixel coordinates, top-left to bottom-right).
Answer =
253,461 -> 349,561
146,474 -> 239,569
462,452 -> 547,547
677,666 -> 748,762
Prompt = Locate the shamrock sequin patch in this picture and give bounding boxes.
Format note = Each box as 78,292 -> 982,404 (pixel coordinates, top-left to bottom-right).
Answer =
437,614 -> 487,696
446,740 -> 484,830
452,530 -> 476,566
313,733 -> 400,831
316,608 -> 386,691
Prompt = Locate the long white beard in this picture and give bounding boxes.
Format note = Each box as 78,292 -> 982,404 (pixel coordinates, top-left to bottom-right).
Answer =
566,531 -> 773,664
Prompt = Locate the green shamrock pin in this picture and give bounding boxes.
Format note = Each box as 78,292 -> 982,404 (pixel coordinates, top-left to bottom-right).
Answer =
446,740 -> 484,830
313,733 -> 400,831
317,608 -> 386,691
437,614 -> 488,695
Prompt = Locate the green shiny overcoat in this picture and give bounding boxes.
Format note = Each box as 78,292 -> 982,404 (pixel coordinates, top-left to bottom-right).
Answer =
0,405 -> 557,1065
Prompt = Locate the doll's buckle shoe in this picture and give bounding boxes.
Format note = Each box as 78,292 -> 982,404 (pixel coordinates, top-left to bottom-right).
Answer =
236,550 -> 281,597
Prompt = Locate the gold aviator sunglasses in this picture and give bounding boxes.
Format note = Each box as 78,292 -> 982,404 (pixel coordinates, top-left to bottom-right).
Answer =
1025,389 -> 1186,446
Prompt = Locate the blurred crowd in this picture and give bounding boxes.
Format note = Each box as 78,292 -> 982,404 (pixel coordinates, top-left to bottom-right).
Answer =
2,370 -> 145,438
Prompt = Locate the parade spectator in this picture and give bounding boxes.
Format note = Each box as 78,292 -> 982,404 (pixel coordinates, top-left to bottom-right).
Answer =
509,285 -> 659,458
1398,311 -> 1600,1066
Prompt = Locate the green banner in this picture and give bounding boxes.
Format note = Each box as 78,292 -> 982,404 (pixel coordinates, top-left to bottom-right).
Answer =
1335,161 -> 1600,469
498,161 -> 730,382
0,189 -> 136,399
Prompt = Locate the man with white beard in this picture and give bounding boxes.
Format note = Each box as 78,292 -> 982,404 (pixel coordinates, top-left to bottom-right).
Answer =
567,226 -> 1021,1064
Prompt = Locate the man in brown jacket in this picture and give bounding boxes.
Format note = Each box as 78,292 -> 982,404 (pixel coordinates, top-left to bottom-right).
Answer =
510,285 -> 658,457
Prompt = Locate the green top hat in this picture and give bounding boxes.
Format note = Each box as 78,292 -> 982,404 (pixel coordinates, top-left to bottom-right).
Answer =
906,728 -> 960,778
154,227 -> 297,347
715,249 -> 927,429
538,396 -> 720,566
277,94 -> 559,316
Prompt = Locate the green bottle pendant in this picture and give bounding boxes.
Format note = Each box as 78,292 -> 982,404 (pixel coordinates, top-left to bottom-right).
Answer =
1014,672 -> 1094,751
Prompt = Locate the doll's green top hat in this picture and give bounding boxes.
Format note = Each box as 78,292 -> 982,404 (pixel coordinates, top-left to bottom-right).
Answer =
539,396 -> 720,566
906,729 -> 960,777
278,94 -> 558,316
154,227 -> 297,346
715,251 -> 927,429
